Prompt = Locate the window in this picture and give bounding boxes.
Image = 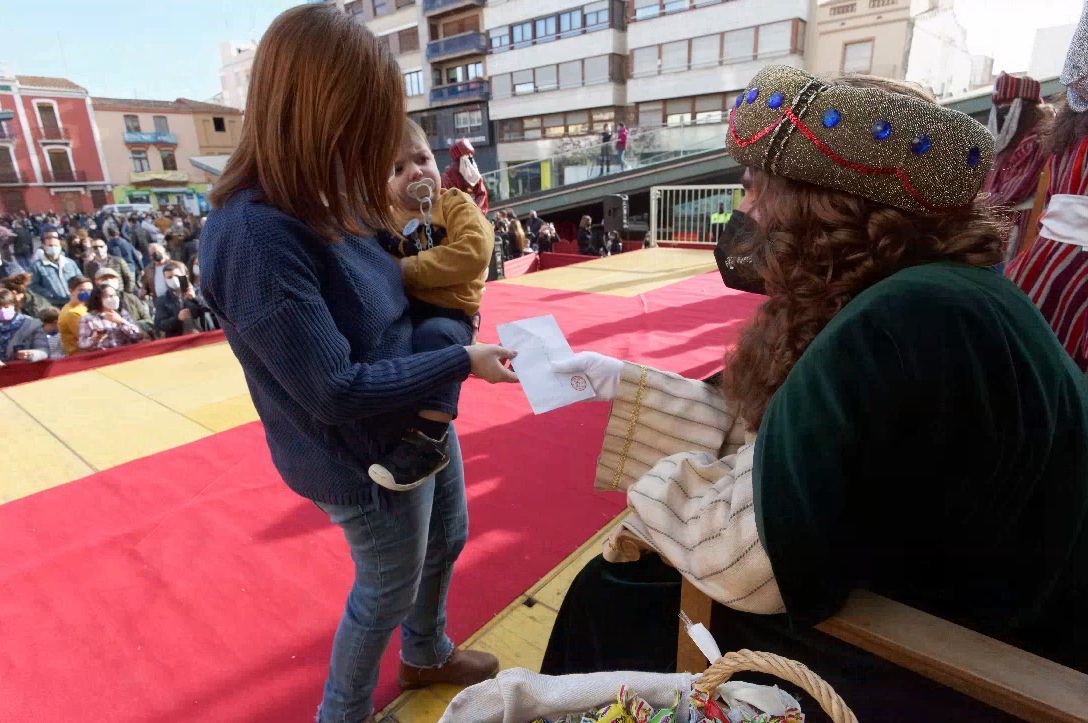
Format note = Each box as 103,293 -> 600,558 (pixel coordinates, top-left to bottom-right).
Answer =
662,0 -> 687,12
417,113 -> 438,137
661,41 -> 688,72
512,22 -> 532,46
723,27 -> 755,62
36,103 -> 60,134
404,70 -> 424,96
543,113 -> 565,138
535,65 -> 558,92
559,60 -> 583,89
398,28 -> 419,52
634,0 -> 660,20
124,115 -> 141,133
566,110 -> 589,135
591,109 -> 615,131
695,94 -> 723,124
691,34 -> 720,68
638,101 -> 663,128
842,39 -> 873,73
535,16 -> 557,42
499,119 -> 522,141
454,109 -> 483,132
212,116 -> 226,132
160,149 -> 177,171
666,98 -> 692,126
583,0 -> 609,28
523,116 -> 542,140
758,20 -> 792,57
490,27 -> 510,51
559,10 -> 582,36
513,69 -> 535,94
131,150 -> 150,173
492,73 -> 512,98
395,0 -> 414,7
372,0 -> 389,15
632,46 -> 658,77
584,54 -> 610,84
153,115 -> 169,133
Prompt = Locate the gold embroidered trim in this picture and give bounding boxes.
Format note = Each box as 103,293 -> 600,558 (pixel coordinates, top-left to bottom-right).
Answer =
611,365 -> 649,490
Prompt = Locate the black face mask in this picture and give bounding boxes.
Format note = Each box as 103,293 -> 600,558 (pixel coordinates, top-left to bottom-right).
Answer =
713,210 -> 766,295
152,252 -> 165,262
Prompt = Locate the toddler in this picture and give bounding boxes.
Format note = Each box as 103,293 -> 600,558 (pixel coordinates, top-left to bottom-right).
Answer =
370,119 -> 495,490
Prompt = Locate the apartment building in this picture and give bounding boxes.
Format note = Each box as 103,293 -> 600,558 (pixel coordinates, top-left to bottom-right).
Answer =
484,0 -> 809,190
218,41 -> 257,110
92,98 -> 242,213
0,72 -> 110,215
328,0 -> 497,172
809,0 -> 980,99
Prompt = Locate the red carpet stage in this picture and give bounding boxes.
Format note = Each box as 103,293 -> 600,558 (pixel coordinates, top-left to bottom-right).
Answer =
0,270 -> 762,722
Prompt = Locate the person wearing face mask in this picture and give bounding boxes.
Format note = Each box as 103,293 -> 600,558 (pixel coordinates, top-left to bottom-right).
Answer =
713,169 -> 765,296
57,275 -> 93,355
77,283 -> 143,352
83,237 -> 135,293
139,243 -> 171,299
154,261 -> 211,338
0,288 -> 49,363
1,273 -> 51,321
441,138 -> 489,213
29,232 -> 82,307
95,267 -> 153,338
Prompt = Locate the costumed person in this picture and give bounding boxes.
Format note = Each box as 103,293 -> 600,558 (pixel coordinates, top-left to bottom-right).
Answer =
541,66 -> 1088,720
1006,3 -> 1088,373
441,138 -> 489,213
980,71 -> 1051,262
197,7 -> 517,722
371,119 -> 496,490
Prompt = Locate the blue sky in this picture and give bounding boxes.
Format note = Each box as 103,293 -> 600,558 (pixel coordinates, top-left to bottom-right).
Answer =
1,0 -> 1085,102
1,0 -> 299,101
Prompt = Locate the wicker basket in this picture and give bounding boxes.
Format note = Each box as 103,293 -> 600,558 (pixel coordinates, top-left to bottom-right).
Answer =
695,649 -> 858,723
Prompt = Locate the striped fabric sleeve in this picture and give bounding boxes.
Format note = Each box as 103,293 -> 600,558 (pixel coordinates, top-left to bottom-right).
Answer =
606,444 -> 785,614
594,363 -> 745,492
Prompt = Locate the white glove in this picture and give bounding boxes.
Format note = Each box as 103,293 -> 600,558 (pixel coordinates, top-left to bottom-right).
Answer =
551,351 -> 624,401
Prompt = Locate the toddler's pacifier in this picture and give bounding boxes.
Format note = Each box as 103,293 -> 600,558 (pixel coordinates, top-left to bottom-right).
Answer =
405,178 -> 436,249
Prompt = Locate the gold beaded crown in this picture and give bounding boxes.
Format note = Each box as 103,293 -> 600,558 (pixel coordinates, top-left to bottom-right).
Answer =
726,65 -> 995,215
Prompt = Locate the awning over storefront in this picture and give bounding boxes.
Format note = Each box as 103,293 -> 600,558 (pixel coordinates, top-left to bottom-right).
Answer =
190,155 -> 230,177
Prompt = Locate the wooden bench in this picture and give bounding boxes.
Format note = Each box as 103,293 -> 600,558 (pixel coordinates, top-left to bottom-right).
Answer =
677,578 -> 1088,721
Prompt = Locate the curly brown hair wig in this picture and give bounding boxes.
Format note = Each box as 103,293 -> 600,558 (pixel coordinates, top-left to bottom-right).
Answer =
722,112 -> 1006,430
1042,98 -> 1088,157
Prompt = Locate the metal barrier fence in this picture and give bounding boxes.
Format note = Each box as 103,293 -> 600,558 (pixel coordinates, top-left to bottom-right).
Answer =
649,184 -> 744,246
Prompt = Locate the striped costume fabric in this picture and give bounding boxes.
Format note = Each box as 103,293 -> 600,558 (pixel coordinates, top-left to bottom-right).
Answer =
1007,135 -> 1088,371
983,128 -> 1048,260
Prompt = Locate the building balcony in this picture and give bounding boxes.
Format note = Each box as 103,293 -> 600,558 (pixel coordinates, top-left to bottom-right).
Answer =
129,169 -> 190,184
0,125 -> 17,143
422,0 -> 483,18
0,170 -> 22,184
32,126 -> 72,143
426,31 -> 487,62
123,131 -> 178,146
430,79 -> 489,105
45,169 -> 87,183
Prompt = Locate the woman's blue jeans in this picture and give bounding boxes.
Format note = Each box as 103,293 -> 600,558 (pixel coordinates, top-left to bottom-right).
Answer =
314,427 -> 468,722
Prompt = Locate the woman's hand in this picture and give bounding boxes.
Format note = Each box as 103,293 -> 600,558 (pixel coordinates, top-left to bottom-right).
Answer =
551,351 -> 624,401
102,310 -> 123,324
465,343 -> 518,383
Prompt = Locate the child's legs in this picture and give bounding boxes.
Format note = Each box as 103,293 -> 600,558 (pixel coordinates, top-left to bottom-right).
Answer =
412,312 -> 474,420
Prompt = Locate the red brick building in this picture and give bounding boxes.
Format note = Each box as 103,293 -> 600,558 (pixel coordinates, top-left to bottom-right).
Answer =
0,73 -> 110,215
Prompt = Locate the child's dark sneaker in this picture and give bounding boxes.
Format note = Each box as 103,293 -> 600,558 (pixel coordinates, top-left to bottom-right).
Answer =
368,430 -> 450,491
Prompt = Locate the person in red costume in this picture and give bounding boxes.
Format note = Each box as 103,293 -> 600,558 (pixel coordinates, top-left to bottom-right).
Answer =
441,138 -> 489,213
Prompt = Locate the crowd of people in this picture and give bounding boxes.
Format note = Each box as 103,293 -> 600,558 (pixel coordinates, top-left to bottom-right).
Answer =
0,207 -> 215,364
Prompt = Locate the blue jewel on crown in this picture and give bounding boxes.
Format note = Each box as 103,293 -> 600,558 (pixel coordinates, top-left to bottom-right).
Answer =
911,134 -> 932,155
967,146 -> 982,167
735,93 -> 745,108
822,108 -> 841,128
872,120 -> 892,141
768,92 -> 784,109
746,88 -> 759,104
